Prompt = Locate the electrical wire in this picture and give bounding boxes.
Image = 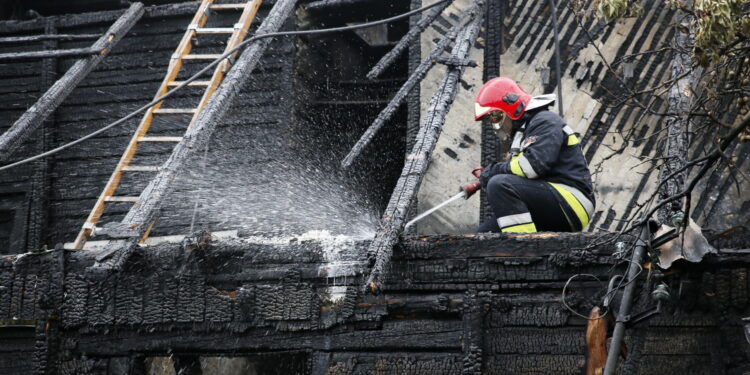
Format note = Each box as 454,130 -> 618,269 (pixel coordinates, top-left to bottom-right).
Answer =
560,250 -> 644,321
0,0 -> 452,172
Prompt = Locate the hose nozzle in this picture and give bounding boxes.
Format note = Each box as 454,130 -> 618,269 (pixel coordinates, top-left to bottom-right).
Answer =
460,167 -> 484,199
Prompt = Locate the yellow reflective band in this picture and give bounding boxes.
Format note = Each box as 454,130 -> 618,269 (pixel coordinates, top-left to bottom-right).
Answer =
501,223 -> 538,233
548,182 -> 589,229
509,153 -> 526,177
567,134 -> 580,146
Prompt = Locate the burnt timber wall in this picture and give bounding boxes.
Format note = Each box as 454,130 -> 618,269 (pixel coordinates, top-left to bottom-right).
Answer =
0,2 -> 295,251
0,0 -> 412,254
1,232 -> 749,374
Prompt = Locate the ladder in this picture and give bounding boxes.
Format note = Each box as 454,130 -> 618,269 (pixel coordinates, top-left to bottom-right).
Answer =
73,0 -> 263,249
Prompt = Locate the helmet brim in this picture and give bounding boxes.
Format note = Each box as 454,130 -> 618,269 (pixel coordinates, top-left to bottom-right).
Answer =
474,103 -> 496,121
527,94 -> 556,111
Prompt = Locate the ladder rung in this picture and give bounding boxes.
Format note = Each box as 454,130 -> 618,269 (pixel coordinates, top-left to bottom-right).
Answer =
194,27 -> 235,34
104,196 -> 139,203
138,136 -> 183,142
152,108 -> 197,114
167,81 -> 211,87
182,54 -> 223,60
209,4 -> 247,10
121,166 -> 161,172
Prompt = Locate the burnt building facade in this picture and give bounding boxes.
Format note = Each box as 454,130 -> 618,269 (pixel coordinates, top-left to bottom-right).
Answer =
0,0 -> 749,374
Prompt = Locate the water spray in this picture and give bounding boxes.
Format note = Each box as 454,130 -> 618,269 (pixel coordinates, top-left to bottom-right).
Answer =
404,168 -> 483,230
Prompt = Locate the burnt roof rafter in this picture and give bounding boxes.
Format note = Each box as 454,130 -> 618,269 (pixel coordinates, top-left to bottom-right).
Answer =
0,2 -> 143,163
85,0 -> 300,272
363,0 -> 485,294
340,0 -> 479,170
365,0 -> 453,80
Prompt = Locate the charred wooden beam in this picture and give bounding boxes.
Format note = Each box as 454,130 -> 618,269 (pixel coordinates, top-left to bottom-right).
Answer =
366,0 -> 452,79
0,3 -> 144,163
305,0 -> 371,11
90,0 -> 299,272
480,0 -> 504,223
340,2 -> 480,170
404,0 -> 423,232
0,2 -> 197,34
0,47 -> 100,62
25,20 -> 58,254
3,231 -> 746,371
461,290 -> 483,375
0,34 -> 100,44
434,56 -> 478,67
363,0 -> 485,293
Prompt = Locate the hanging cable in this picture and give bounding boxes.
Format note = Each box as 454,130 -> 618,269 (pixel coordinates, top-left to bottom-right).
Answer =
0,0 -> 451,172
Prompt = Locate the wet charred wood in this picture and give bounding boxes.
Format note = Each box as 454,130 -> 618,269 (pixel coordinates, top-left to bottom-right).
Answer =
0,2 -> 144,163
0,3 -> 197,34
1,232 -> 749,373
362,2 -> 485,293
305,0 -> 372,11
366,0 -> 452,79
434,56 -> 479,68
340,2 -> 481,170
0,47 -> 100,61
0,34 -> 100,44
91,0 -> 299,272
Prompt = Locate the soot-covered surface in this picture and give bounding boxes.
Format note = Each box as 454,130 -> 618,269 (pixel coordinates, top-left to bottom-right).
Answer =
1,231 -> 749,374
0,0 -> 411,253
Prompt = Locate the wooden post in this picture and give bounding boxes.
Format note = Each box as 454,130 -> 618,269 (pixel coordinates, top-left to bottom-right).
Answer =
479,0 -> 504,224
0,3 -> 144,162
25,19 -> 58,253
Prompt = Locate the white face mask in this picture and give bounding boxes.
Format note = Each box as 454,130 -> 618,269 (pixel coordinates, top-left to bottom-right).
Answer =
492,122 -> 509,141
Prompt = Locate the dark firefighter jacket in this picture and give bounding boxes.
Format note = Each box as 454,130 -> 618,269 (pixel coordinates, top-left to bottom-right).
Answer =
483,109 -> 596,225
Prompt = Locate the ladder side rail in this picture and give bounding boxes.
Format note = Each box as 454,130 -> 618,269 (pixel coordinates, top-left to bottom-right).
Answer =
187,0 -> 263,130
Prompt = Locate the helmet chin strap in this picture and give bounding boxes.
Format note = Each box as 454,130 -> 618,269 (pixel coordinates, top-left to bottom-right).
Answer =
509,125 -> 525,156
507,111 -> 534,156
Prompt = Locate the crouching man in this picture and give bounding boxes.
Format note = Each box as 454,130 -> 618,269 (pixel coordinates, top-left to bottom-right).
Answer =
474,77 -> 595,233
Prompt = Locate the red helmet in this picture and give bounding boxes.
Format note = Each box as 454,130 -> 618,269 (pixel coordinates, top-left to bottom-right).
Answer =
474,77 -> 533,121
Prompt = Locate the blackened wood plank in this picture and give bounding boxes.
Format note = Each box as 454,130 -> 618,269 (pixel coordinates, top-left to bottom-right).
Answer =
0,3 -> 144,162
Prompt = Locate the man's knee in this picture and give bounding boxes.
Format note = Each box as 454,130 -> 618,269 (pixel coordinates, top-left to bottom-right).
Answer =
486,174 -> 522,197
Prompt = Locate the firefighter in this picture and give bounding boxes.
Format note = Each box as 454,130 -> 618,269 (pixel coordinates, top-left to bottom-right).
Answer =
474,77 -> 595,233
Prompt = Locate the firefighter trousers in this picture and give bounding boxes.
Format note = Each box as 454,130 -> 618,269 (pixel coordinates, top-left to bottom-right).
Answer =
477,174 -> 587,233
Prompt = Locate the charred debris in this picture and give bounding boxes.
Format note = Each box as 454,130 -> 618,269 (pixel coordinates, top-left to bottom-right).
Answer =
0,0 -> 748,374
